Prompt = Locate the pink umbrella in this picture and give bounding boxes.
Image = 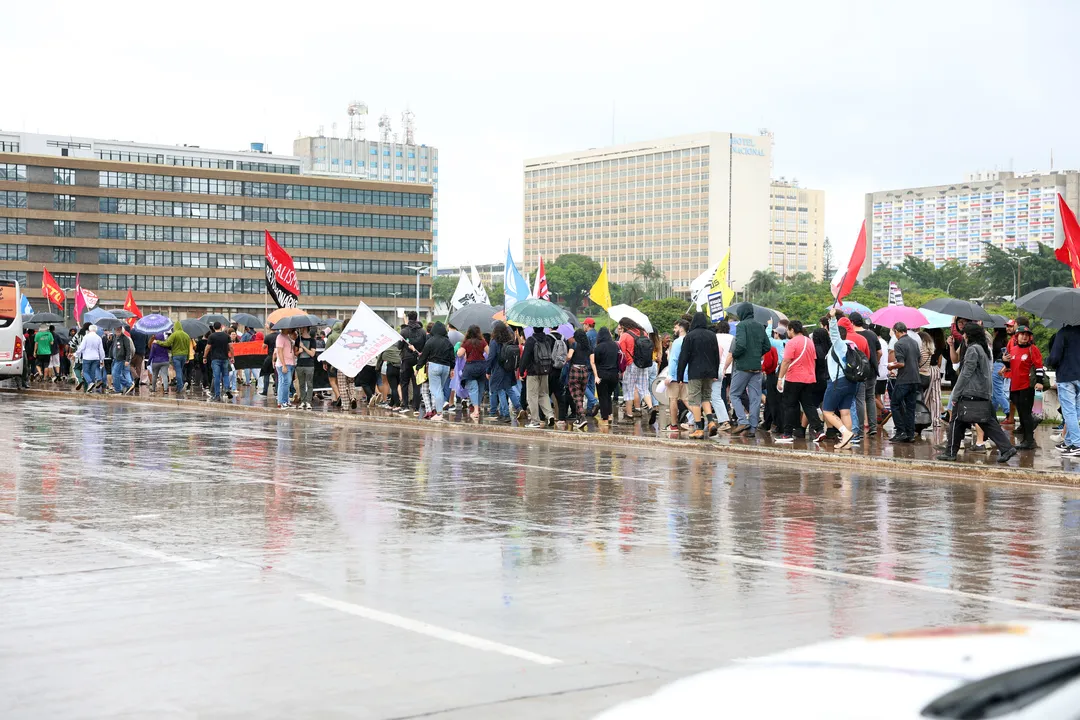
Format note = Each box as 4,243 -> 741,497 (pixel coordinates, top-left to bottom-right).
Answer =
870,306 -> 929,328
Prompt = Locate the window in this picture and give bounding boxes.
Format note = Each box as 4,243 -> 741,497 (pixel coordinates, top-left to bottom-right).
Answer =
396,150 -> 402,157
53,248 -> 77,263
0,270 -> 28,285
383,149 -> 390,156
53,274 -> 76,287
96,223 -> 432,254
53,220 -> 76,237
408,151 -> 415,158
383,163 -> 390,169
0,243 -> 27,261
54,194 -> 76,211
369,148 -> 377,155
0,190 -> 27,208
395,163 -> 402,170
0,163 -> 27,181
0,218 -> 26,234
0,141 -> 19,152
54,168 -> 75,185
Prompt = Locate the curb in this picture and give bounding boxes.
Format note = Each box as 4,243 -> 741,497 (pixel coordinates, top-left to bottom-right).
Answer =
6,386 -> 1080,489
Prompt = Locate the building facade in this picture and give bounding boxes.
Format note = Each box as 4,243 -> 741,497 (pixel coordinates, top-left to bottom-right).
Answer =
769,180 -> 825,280
0,131 -> 433,322
522,132 -> 773,294
293,135 -> 439,268
864,170 -> 1080,273
435,262 -> 505,289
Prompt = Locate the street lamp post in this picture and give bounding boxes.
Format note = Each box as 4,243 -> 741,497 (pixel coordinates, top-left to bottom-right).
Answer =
405,265 -> 429,318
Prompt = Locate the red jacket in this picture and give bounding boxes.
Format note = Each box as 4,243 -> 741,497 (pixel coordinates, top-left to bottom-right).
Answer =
761,346 -> 779,375
1004,342 -> 1043,391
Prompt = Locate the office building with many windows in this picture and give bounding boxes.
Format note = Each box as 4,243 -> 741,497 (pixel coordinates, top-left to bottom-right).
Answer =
293,135 -> 440,267
522,132 -> 773,294
864,169 -> 1080,274
0,131 -> 433,321
769,179 -> 825,280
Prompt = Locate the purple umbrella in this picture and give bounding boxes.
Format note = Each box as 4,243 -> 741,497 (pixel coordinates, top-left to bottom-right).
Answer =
523,323 -> 575,339
134,313 -> 174,334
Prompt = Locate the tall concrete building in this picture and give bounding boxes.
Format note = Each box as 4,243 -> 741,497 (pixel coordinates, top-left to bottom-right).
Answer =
769,179 -> 824,280
293,113 -> 439,268
523,132 -> 773,293
864,170 -> 1080,273
0,130 -> 433,322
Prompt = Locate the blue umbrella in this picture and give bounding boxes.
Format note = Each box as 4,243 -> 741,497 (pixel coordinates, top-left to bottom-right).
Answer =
134,313 -> 173,334
827,300 -> 873,316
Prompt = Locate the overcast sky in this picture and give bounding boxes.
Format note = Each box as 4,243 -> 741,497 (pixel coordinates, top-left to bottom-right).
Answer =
6,0 -> 1076,271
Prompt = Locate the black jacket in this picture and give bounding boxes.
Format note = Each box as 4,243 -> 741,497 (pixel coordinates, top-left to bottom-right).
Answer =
677,312 -> 720,381
521,332 -> 553,376
416,322 -> 454,367
400,321 -> 426,362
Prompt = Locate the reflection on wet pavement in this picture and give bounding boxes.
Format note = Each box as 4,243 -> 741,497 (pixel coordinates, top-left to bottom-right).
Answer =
3,396 -> 1080,719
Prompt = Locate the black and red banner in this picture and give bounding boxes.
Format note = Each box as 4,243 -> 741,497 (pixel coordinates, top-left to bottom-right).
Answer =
264,230 -> 300,308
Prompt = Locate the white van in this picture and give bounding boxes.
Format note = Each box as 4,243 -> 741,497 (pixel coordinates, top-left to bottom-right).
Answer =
0,279 -> 26,384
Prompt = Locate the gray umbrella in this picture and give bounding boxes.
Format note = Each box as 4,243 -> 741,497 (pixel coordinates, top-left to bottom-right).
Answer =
724,302 -> 787,326
180,319 -> 211,337
95,318 -> 124,331
200,313 -> 230,327
231,313 -> 263,328
1016,286 -> 1080,326
110,309 -> 136,319
987,314 -> 1009,329
271,314 -> 320,330
29,311 -> 64,323
449,303 -> 496,333
921,297 -> 993,323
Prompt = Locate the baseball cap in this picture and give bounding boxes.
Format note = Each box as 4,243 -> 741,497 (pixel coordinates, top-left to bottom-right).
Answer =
584,317 -> 595,326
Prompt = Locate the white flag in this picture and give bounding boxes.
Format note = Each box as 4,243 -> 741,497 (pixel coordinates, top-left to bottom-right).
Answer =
321,302 -> 403,378
470,264 -> 489,305
888,281 -> 905,306
690,260 -> 721,309
450,269 -> 480,311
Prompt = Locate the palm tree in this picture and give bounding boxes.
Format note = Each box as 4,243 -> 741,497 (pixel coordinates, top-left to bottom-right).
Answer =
618,281 -> 644,307
634,259 -> 666,300
746,270 -> 781,300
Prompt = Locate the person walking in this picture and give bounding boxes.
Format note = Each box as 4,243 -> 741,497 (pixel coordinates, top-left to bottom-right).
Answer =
850,312 -> 880,438
665,319 -> 690,432
616,319 -> 657,425
486,321 -> 523,423
33,324 -> 54,382
936,323 -> 1017,463
727,304 -> 771,436
110,325 -> 135,395
130,327 -> 148,391
399,311 -> 427,413
590,327 -> 620,429
203,322 -> 233,402
75,324 -> 106,393
457,325 -> 489,421
147,332 -> 170,394
678,311 -> 721,439
274,328 -> 297,410
821,309 -> 857,448
522,325 -> 556,428
260,328 -> 278,397
1003,324 -> 1044,450
776,320 -> 822,443
378,341 -> 403,408
328,321 -> 358,410
294,325 -> 317,409
415,321 -> 454,421
566,328 -> 593,430
159,325 -> 191,396
888,321 -> 922,443
1050,322 -> 1080,456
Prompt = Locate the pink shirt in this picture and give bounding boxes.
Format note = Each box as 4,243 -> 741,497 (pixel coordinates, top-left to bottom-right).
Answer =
782,335 -> 816,384
275,333 -> 296,367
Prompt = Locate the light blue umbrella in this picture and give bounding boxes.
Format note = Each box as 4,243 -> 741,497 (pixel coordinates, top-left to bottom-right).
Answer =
915,308 -> 956,329
827,300 -> 873,316
83,307 -> 117,324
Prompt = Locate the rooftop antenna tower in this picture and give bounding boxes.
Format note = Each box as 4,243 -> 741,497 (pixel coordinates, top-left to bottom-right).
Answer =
347,101 -> 368,140
378,113 -> 392,143
401,108 -> 416,145
759,127 -> 774,172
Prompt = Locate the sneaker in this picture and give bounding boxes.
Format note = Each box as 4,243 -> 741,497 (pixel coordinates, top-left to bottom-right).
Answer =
547,417 -> 556,428
423,411 -> 435,420
648,408 -> 659,426
997,447 -> 1018,463
575,420 -> 588,431
665,424 -> 680,432
729,424 -> 749,436
836,429 -> 854,449
1056,441 -> 1071,451
1062,446 -> 1080,457
936,452 -> 958,461
717,422 -> 732,432
774,434 -> 794,444
526,421 -> 542,428
226,390 -> 234,400
680,422 -> 694,431
850,435 -> 862,446
814,431 -> 828,443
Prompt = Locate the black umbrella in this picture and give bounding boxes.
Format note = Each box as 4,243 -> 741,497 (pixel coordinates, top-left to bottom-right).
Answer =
449,303 -> 497,333
231,313 -> 263,328
180,319 -> 211,337
1016,286 -> 1080,326
200,313 -> 230,327
29,311 -> 64,324
987,314 -> 1009,329
95,318 -> 124,331
110,309 -> 136,319
724,302 -> 787,326
921,297 -> 993,323
271,314 -> 320,330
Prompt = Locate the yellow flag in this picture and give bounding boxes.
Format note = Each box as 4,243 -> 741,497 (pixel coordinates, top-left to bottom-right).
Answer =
589,262 -> 612,310
707,251 -> 735,317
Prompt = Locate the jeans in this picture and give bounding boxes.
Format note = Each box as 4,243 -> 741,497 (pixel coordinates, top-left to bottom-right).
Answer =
648,362 -> 659,404
82,359 -> 102,390
584,371 -> 597,411
855,378 -> 875,431
991,361 -> 1010,414
111,360 -> 132,393
244,368 -> 258,386
228,366 -> 237,391
211,358 -> 228,399
465,378 -> 481,407
1058,380 -> 1080,448
150,361 -> 170,391
277,365 -> 295,406
428,363 -> 451,413
891,382 -> 919,438
495,382 -> 522,416
296,365 -> 314,405
171,355 -> 186,394
709,377 -> 730,423
526,374 -> 553,423
730,370 -> 763,430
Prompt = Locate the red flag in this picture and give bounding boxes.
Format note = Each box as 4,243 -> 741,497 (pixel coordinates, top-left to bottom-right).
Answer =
41,267 -> 65,309
123,289 -> 143,324
264,230 -> 300,308
1056,194 -> 1080,288
830,221 -> 866,303
533,254 -> 550,300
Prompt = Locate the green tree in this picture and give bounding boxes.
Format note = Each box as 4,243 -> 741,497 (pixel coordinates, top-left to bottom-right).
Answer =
821,236 -> 835,283
979,242 -> 1072,300
486,282 -> 505,307
746,270 -> 780,300
545,253 -> 602,310
862,263 -> 910,294
634,259 -> 667,299
431,275 -> 457,307
637,297 -> 693,335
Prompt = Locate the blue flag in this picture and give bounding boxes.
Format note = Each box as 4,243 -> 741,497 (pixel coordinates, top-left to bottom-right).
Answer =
19,293 -> 33,316
503,242 -> 531,311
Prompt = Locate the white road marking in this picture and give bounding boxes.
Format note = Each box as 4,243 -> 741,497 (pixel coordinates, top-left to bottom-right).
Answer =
130,513 -> 161,520
298,592 -> 562,666
93,537 -> 212,571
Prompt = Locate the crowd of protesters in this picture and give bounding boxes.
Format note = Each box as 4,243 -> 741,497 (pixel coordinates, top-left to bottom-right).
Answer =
20,306 -> 1080,464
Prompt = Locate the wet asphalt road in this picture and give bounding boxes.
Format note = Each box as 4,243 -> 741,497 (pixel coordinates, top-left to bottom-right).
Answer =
4,396 -> 1080,719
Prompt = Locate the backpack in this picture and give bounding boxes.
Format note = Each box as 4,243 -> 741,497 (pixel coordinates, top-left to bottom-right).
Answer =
533,337 -> 554,375
499,342 -> 519,373
632,333 -> 653,369
831,343 -> 873,383
551,336 -> 568,369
